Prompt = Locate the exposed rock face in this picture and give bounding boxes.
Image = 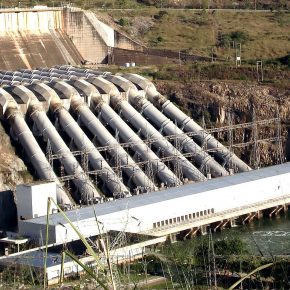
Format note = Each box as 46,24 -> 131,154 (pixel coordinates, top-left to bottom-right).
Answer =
156,80 -> 290,166
0,123 -> 32,191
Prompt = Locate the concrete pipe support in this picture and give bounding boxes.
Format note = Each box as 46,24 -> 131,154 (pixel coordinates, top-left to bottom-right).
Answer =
123,73 -> 251,173
28,81 -> 130,198
101,76 -> 206,182
8,85 -> 100,203
0,88 -> 72,205
22,71 -> 156,193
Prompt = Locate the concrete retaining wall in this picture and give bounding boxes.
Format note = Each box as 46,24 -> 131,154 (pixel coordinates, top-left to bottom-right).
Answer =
110,47 -> 212,66
63,10 -> 109,64
114,31 -> 143,51
63,9 -> 143,64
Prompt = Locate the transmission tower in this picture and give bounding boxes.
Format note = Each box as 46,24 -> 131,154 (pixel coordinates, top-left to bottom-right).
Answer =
173,134 -> 184,182
46,139 -> 53,167
250,107 -> 260,169
227,106 -> 234,170
256,60 -> 263,82
81,150 -> 89,174
275,107 -> 284,164
145,130 -> 155,186
235,42 -> 242,67
208,229 -> 217,289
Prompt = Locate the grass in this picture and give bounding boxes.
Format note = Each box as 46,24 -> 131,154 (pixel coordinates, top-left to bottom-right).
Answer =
1,1 -> 289,60
102,9 -> 290,60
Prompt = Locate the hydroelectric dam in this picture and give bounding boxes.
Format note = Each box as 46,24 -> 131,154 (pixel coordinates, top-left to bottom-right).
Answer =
0,6 -> 288,285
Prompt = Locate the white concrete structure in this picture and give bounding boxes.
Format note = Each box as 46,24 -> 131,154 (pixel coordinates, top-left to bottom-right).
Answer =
16,181 -> 57,220
84,11 -> 115,47
0,10 -> 63,34
19,163 -> 290,245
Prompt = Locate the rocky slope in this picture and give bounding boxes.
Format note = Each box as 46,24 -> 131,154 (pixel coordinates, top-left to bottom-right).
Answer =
0,123 -> 32,191
156,80 -> 290,166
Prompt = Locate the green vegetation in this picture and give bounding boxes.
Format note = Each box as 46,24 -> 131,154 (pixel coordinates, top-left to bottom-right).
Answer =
103,9 -> 290,60
1,1 -> 289,61
279,54 -> 290,67
5,0 -> 289,10
118,17 -> 130,26
220,30 -> 251,47
45,198 -> 113,289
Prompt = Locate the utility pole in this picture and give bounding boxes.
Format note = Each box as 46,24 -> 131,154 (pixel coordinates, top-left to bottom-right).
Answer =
250,107 -> 260,169
275,107 -> 284,165
208,229 -> 217,289
235,42 -> 241,67
256,60 -> 263,82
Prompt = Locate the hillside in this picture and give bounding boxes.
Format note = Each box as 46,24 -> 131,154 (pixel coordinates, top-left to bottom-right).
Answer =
98,8 -> 290,60
1,0 -> 289,10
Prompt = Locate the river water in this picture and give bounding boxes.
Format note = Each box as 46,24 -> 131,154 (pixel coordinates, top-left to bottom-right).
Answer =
213,211 -> 290,256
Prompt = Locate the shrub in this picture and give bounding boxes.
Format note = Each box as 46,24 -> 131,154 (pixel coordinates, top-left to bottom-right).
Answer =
156,36 -> 164,42
230,30 -> 250,43
118,18 -> 129,26
153,10 -> 168,20
278,54 -> 290,67
220,30 -> 250,47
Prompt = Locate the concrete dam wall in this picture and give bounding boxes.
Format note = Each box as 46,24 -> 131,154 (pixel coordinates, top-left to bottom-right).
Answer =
0,9 -> 82,70
0,8 -> 207,70
0,8 -> 143,70
0,7 -> 190,69
0,10 -> 63,33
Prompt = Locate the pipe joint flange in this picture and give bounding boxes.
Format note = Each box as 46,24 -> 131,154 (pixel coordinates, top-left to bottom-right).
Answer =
130,95 -> 144,109
28,104 -> 42,118
52,103 -> 65,115
5,108 -> 21,120
151,93 -> 166,109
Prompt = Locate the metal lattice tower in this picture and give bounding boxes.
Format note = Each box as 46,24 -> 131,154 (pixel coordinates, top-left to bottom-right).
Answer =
256,60 -> 263,82
275,107 -> 284,165
173,134 -> 184,182
227,107 -> 234,170
46,139 -> 53,167
201,130 -> 210,176
113,130 -> 124,198
250,107 -> 260,169
48,116 -> 283,198
81,150 -> 89,174
208,229 -> 217,289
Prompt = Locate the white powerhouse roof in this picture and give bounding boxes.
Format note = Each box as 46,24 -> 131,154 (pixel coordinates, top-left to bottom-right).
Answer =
21,162 -> 290,227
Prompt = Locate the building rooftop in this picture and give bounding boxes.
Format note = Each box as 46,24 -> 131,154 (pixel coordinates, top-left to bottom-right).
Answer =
22,163 -> 290,226
18,180 -> 55,187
